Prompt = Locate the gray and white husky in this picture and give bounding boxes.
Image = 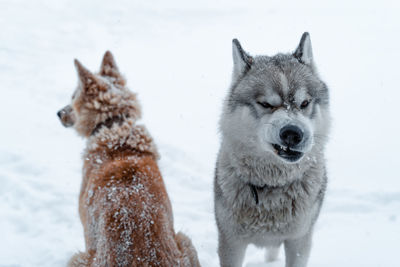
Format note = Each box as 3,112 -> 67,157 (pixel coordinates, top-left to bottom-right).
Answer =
214,32 -> 330,267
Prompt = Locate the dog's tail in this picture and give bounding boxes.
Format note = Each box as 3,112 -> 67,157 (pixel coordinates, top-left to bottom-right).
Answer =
67,251 -> 92,267
176,232 -> 201,267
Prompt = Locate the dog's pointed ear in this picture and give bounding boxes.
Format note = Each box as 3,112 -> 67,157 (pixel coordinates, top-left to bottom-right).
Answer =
293,32 -> 314,66
74,59 -> 107,95
100,51 -> 119,76
232,39 -> 253,78
99,51 -> 126,85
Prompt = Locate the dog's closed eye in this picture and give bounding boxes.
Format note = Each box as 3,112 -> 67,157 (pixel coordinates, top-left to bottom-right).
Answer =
257,101 -> 274,109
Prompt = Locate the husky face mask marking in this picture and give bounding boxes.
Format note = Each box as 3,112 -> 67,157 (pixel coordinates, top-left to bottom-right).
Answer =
223,33 -> 329,164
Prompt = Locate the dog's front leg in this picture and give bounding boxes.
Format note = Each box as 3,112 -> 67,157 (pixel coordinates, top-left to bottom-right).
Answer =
217,233 -> 247,267
284,231 -> 312,267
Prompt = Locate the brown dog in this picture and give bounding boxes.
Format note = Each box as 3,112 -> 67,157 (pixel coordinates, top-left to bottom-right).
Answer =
57,51 -> 200,267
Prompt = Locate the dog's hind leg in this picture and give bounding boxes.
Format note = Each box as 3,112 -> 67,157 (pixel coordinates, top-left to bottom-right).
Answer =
175,232 -> 201,267
265,246 -> 280,262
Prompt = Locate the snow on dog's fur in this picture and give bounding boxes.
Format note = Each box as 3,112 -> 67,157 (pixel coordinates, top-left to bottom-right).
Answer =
57,51 -> 200,267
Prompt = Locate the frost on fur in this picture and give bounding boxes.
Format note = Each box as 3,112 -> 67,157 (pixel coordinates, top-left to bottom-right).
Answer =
71,54 -> 142,137
87,120 -> 160,160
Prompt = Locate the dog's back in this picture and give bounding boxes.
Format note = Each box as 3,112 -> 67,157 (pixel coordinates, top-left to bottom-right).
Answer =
74,142 -> 187,266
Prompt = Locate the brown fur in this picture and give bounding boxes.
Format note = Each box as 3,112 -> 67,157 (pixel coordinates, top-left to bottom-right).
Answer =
58,51 -> 200,267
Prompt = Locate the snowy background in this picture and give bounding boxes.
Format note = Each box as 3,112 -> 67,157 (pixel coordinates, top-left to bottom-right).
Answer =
1,0 -> 400,266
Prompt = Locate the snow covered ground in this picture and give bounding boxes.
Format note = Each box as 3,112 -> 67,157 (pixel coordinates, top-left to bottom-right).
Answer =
1,0 -> 400,266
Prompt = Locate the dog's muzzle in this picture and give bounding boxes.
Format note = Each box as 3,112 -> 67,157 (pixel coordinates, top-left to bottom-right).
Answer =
271,124 -> 306,162
57,105 -> 75,127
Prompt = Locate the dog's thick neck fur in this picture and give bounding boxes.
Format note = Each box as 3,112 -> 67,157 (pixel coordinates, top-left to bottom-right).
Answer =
90,114 -> 129,136
219,138 -> 324,187
72,84 -> 142,138
85,117 -> 159,160
216,140 -> 327,236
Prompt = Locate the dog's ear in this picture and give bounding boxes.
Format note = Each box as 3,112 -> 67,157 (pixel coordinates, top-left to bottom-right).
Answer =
232,39 -> 253,78
74,59 -> 107,95
100,51 -> 119,77
99,51 -> 126,85
293,32 -> 314,66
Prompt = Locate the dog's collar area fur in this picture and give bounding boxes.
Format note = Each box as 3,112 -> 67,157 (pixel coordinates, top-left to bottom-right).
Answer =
248,183 -> 281,205
91,115 -> 130,136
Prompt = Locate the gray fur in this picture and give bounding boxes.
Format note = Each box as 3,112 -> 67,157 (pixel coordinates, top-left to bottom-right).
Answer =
214,32 -> 331,267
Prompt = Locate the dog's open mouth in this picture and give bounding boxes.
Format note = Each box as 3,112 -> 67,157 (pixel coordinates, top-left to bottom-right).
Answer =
272,144 -> 303,162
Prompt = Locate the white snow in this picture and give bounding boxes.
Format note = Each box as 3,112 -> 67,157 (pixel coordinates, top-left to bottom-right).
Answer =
1,0 -> 400,266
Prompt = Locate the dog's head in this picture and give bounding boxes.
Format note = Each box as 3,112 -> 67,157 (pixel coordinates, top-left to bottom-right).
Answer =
221,33 -> 330,164
57,51 -> 141,137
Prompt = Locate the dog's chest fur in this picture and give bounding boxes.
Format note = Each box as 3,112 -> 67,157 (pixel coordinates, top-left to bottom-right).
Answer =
216,150 -> 326,240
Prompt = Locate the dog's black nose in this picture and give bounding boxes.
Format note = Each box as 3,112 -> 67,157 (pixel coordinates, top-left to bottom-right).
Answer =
57,110 -> 62,118
280,125 -> 303,147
